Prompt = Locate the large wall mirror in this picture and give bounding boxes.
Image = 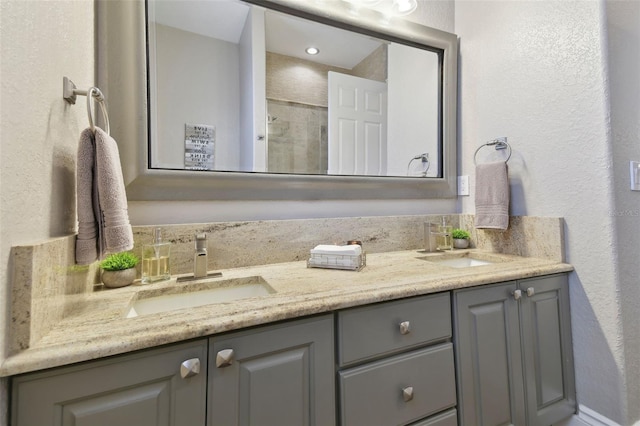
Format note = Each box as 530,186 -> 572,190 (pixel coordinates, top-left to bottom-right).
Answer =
97,0 -> 458,200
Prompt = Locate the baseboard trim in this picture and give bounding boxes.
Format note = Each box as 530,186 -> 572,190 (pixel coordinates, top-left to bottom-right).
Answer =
556,405 -> 622,426
554,414 -> 590,426
581,405 -> 622,426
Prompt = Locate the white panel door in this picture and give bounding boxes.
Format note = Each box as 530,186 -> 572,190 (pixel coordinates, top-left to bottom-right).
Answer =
328,72 -> 387,175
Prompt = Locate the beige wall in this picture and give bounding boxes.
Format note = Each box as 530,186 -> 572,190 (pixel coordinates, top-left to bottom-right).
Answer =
0,0 -> 95,423
266,43 -> 386,109
352,44 -> 387,82
266,51 -> 352,108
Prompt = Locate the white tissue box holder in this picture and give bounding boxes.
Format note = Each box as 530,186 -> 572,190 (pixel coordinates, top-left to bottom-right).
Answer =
307,252 -> 366,271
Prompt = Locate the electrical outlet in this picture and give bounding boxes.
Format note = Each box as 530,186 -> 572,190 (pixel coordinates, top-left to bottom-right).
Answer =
631,161 -> 640,191
458,175 -> 470,196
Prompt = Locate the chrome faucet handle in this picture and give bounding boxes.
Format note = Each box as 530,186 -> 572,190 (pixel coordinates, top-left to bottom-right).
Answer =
195,233 -> 207,252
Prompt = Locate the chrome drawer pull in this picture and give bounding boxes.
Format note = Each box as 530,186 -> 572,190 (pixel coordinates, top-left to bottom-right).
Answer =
402,386 -> 414,402
399,321 -> 411,335
216,349 -> 235,368
180,358 -> 201,379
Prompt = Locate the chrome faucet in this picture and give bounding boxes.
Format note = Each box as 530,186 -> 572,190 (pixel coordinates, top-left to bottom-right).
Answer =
194,233 -> 208,278
176,233 -> 221,283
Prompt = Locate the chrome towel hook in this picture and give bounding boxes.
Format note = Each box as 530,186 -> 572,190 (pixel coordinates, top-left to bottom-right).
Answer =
474,137 -> 511,165
63,76 -> 110,135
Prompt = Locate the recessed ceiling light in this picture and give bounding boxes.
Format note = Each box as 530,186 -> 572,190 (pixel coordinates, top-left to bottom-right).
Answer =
305,47 -> 320,55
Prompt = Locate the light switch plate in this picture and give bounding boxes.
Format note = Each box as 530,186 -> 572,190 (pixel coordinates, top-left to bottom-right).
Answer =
631,161 -> 640,191
458,175 -> 470,196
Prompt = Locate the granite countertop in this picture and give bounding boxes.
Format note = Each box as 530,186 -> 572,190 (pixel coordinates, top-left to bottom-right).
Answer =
1,249 -> 573,377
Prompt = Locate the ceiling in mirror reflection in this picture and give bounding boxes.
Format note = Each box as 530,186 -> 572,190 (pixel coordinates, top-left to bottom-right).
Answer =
154,1 -> 250,43
153,1 -> 385,71
148,0 -> 442,178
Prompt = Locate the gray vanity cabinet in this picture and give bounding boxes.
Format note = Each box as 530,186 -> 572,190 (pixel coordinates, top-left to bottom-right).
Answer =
10,340 -> 207,426
207,314 -> 335,426
454,274 -> 575,426
10,274 -> 574,426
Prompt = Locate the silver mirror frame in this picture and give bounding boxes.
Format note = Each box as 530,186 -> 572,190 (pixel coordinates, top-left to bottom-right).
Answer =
96,0 -> 458,201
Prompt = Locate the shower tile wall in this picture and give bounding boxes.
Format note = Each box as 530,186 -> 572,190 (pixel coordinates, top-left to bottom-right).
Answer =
267,99 -> 328,174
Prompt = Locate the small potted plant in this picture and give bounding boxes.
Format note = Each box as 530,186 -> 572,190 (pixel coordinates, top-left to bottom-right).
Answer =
452,228 -> 471,249
100,251 -> 139,288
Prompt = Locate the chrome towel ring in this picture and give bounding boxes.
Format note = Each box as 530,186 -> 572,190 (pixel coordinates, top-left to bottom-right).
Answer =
63,76 -> 110,135
474,138 -> 511,165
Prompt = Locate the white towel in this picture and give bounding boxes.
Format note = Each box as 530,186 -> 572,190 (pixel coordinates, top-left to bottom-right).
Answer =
474,161 -> 510,230
76,127 -> 134,264
310,244 -> 362,256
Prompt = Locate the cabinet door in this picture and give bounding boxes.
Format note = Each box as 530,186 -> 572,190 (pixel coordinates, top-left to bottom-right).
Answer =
454,281 -> 526,426
519,274 -> 576,426
11,340 -> 207,426
208,315 -> 334,426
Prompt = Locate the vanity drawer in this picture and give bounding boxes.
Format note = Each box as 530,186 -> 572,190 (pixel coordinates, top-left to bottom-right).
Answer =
339,343 -> 456,426
337,292 -> 451,365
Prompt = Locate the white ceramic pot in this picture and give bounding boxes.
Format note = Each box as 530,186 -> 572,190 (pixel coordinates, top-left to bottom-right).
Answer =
453,238 -> 470,249
102,268 -> 136,288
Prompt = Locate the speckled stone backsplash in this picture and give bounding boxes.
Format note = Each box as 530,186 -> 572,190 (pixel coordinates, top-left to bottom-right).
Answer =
8,214 -> 565,355
459,214 -> 565,262
133,215 -> 459,276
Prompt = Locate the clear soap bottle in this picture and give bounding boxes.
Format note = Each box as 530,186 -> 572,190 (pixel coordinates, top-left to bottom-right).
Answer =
142,228 -> 171,284
436,216 -> 453,251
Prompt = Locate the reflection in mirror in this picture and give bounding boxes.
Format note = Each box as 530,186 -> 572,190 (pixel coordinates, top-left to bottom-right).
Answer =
148,0 -> 441,178
97,0 -> 457,200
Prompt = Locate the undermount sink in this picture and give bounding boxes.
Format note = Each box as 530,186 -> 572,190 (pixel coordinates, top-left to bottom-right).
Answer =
126,276 -> 275,318
429,257 -> 494,268
420,252 -> 507,268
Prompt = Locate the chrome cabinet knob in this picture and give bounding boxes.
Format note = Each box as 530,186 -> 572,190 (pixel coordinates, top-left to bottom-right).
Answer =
513,289 -> 522,300
402,386 -> 414,402
216,349 -> 235,368
180,358 -> 201,379
399,321 -> 411,335
526,287 -> 535,297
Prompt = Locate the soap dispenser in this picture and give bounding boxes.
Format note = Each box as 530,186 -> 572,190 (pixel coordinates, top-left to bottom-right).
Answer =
142,228 -> 171,284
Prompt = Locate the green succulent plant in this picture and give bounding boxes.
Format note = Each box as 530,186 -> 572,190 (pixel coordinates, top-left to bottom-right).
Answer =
100,251 -> 139,271
452,228 -> 471,240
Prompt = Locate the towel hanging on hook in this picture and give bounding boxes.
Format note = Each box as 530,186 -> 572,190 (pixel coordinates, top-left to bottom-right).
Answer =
63,76 -> 110,135
473,137 -> 511,165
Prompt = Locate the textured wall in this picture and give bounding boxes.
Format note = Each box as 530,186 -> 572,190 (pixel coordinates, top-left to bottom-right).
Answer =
0,0 -> 95,423
606,1 -> 640,424
456,0 -> 632,423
